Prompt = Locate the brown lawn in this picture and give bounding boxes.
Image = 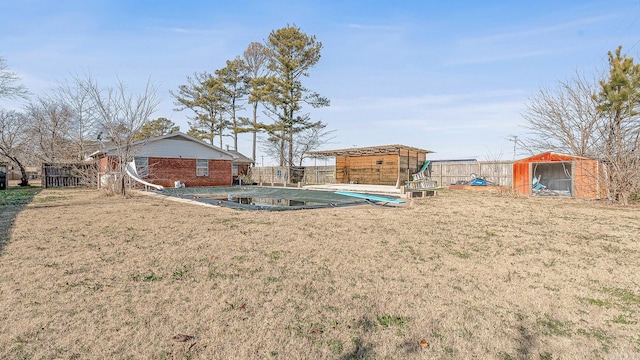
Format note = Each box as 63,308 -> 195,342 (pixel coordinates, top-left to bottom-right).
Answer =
0,187 -> 639,359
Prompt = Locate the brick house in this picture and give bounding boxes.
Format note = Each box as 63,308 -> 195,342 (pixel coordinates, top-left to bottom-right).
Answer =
226,150 -> 254,183
92,132 -> 239,187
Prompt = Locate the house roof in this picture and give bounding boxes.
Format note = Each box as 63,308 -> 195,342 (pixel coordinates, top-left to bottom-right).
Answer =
90,132 -> 237,160
308,144 -> 433,157
226,150 -> 254,164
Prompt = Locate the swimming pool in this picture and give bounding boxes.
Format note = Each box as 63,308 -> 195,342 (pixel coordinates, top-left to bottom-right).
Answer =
161,186 -> 371,211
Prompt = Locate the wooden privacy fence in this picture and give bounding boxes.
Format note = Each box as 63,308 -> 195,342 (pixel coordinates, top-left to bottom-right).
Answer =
42,163 -> 97,188
250,166 -> 336,184
302,166 -> 336,184
429,161 -> 513,186
250,163 -> 513,186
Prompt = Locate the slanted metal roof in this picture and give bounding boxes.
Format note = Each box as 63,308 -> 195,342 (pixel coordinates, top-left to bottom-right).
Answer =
227,150 -> 254,164
309,144 -> 433,157
514,152 -> 592,163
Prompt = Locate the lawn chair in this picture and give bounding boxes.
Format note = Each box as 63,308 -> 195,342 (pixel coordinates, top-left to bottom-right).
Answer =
532,175 -> 546,190
412,161 -> 431,180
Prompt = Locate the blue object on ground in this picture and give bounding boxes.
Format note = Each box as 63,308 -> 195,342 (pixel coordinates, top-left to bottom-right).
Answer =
470,178 -> 487,186
532,176 -> 546,190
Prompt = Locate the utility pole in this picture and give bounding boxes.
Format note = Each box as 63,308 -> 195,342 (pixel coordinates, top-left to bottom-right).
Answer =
506,135 -> 518,160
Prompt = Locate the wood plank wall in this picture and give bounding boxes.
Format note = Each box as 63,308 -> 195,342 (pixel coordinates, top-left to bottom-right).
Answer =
336,155 -> 399,185
42,163 -> 86,188
335,152 -> 428,185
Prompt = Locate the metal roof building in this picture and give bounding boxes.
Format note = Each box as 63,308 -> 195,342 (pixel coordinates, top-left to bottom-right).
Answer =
310,144 -> 433,187
512,152 -> 607,199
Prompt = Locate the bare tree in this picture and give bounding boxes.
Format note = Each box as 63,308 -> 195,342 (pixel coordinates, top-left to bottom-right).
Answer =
55,78 -> 99,161
0,57 -> 30,185
0,110 -> 30,186
481,148 -> 508,186
293,124 -> 335,166
261,122 -> 335,167
0,57 -> 28,100
521,72 -> 601,157
24,96 -> 74,163
77,75 -> 160,196
522,47 -> 640,204
593,47 -> 640,204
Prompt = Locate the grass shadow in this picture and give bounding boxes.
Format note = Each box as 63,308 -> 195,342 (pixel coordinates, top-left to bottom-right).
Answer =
341,339 -> 374,360
0,186 -> 40,256
340,316 -> 377,359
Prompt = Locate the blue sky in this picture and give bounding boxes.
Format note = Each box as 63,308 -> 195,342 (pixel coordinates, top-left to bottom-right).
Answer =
1,0 -> 639,163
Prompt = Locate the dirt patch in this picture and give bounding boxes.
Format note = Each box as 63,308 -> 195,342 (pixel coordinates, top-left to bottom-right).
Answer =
0,188 -> 639,359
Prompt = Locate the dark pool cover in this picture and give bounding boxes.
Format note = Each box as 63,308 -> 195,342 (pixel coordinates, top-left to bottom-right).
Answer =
161,186 -> 370,211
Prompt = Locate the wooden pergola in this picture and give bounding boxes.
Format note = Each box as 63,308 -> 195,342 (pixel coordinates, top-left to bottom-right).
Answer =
309,144 -> 433,158
309,144 -> 433,186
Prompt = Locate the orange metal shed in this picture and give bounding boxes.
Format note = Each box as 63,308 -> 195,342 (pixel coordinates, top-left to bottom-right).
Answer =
512,152 -> 607,199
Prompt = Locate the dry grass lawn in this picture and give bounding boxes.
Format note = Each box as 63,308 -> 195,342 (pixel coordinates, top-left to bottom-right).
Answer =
0,187 -> 639,359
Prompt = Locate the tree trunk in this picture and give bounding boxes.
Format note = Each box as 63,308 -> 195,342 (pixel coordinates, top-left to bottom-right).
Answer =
219,120 -> 223,149
8,156 -> 29,186
279,128 -> 285,166
252,102 -> 258,164
288,126 -> 294,177
232,101 -> 238,151
18,164 -> 29,187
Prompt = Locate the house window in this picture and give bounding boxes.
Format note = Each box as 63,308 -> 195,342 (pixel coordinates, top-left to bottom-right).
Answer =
134,157 -> 148,177
232,164 -> 239,176
196,159 -> 209,176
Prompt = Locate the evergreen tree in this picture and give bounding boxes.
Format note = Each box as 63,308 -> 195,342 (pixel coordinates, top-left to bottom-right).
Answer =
172,72 -> 229,147
243,42 -> 272,163
216,57 -> 249,151
594,46 -> 640,204
133,117 -> 179,141
263,25 -> 329,167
